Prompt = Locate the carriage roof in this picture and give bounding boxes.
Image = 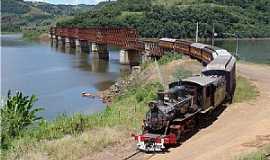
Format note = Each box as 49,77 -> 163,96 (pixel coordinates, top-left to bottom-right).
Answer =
159,38 -> 177,42
202,54 -> 236,72
182,75 -> 220,87
190,43 -> 209,49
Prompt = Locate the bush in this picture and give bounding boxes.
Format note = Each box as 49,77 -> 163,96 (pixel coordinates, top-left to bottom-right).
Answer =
158,52 -> 182,65
0,91 -> 43,150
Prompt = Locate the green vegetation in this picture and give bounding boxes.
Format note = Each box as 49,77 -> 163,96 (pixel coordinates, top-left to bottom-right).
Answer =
57,0 -> 270,38
22,30 -> 44,41
237,144 -> 270,160
158,52 -> 182,65
1,0 -> 94,33
1,82 -> 163,159
234,76 -> 259,103
1,91 -> 43,150
239,152 -> 265,160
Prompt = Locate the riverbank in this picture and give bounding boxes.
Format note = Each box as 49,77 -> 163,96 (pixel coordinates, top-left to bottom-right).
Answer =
21,30 -> 50,42
1,53 -> 259,159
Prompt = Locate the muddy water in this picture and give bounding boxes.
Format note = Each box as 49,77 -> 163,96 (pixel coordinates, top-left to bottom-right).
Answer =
1,34 -> 128,119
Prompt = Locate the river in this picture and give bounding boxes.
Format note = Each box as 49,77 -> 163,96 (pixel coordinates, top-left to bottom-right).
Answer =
214,39 -> 270,64
1,34 -> 269,119
1,34 -> 128,119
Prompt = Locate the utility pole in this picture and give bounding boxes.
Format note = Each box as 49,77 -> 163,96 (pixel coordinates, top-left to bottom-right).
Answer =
212,23 -> 215,46
195,22 -> 199,43
235,33 -> 239,57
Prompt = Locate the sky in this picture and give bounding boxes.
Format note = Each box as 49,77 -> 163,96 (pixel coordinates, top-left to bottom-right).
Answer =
24,0 -> 107,5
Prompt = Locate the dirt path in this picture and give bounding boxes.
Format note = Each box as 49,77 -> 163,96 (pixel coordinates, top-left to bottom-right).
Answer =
149,62 -> 270,160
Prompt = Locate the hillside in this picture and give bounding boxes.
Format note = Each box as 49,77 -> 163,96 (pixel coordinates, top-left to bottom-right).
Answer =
57,0 -> 270,38
1,0 -> 94,32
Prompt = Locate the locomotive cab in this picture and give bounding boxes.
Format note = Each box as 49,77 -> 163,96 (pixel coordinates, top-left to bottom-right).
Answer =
182,75 -> 226,112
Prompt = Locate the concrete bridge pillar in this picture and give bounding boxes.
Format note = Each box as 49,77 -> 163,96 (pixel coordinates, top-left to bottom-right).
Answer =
57,36 -> 65,48
119,49 -> 141,65
65,37 -> 70,48
74,39 -> 82,53
75,39 -> 81,47
92,43 -> 109,59
51,35 -> 58,47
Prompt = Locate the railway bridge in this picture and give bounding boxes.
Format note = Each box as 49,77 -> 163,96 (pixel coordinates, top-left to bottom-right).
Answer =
50,27 -> 146,65
50,27 -> 217,65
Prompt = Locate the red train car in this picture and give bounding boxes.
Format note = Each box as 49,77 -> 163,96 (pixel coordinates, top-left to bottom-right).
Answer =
159,38 -> 176,52
174,40 -> 192,55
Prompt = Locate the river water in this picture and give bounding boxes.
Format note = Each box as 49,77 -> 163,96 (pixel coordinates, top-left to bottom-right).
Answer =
1,34 -> 269,119
1,34 -> 128,119
214,39 -> 270,64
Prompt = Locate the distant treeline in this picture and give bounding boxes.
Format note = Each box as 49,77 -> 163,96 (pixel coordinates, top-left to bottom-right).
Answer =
1,0 -> 94,32
57,0 -> 270,38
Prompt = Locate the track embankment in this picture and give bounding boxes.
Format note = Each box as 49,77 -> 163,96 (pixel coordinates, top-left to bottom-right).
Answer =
150,62 -> 270,160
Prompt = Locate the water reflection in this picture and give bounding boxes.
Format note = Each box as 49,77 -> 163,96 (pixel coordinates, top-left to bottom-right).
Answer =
214,39 -> 270,64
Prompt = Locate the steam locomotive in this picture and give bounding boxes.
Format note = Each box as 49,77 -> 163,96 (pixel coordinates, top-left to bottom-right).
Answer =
134,39 -> 236,152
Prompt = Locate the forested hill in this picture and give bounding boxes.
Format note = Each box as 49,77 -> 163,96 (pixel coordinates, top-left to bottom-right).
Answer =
57,0 -> 270,38
1,0 -> 95,32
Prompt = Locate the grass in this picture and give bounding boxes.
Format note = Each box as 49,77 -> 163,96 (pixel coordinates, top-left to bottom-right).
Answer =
173,68 -> 192,80
2,82 -> 163,159
22,30 -> 44,41
234,76 -> 259,103
158,52 -> 182,65
8,127 -> 128,160
238,152 -> 266,160
237,144 -> 270,160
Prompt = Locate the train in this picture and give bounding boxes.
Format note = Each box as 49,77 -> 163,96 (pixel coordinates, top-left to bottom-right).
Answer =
134,38 -> 236,152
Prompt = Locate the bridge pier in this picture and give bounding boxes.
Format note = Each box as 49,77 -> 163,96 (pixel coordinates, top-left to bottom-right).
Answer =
57,36 -> 65,46
92,43 -> 109,59
51,35 -> 58,47
119,49 -> 141,65
64,37 -> 70,48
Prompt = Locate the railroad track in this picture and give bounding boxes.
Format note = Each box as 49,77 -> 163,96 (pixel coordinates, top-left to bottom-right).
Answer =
122,150 -> 155,160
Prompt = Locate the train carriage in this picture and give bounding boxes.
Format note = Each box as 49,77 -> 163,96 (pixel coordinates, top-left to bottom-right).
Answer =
190,43 -> 207,61
174,40 -> 192,55
201,47 -> 214,64
159,38 -> 176,52
202,55 -> 236,103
